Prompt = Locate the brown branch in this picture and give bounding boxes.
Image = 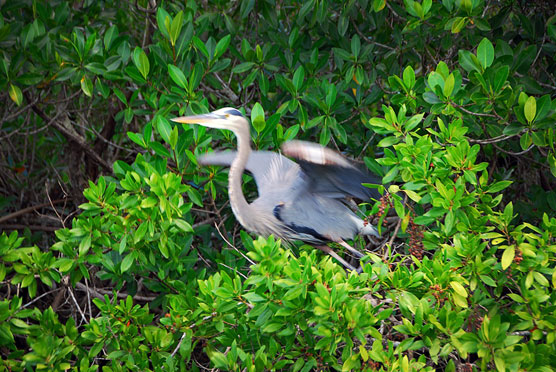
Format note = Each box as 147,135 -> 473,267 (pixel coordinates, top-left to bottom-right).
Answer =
492,143 -> 535,156
86,101 -> 120,179
213,73 -> 240,103
75,282 -> 156,302
468,132 -> 523,145
0,199 -> 67,224
452,103 -> 498,118
23,91 -> 112,172
0,224 -> 61,232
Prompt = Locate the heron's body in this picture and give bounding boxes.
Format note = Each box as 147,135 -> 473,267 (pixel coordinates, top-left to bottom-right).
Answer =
198,150 -> 376,244
172,107 -> 380,270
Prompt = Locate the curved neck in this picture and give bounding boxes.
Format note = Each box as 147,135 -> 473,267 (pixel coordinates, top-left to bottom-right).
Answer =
228,123 -> 252,229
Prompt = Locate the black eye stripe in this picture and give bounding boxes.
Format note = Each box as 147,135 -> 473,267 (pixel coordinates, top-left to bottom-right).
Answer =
224,108 -> 243,117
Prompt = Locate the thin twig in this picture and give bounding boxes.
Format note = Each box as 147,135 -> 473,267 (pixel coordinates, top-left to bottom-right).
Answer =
69,288 -> 89,325
214,222 -> 256,265
218,262 -> 248,279
85,277 -> 93,321
46,185 -> 65,228
22,288 -> 61,308
170,332 -> 187,358
192,217 -> 217,229
0,224 -> 60,232
24,92 -> 112,172
214,73 -> 240,102
75,282 -> 156,301
452,103 -> 498,118
168,311 -> 219,362
469,132 -> 523,145
0,199 -> 67,224
493,143 -> 534,156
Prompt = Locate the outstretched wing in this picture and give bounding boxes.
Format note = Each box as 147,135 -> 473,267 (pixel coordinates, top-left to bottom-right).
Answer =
281,140 -> 381,200
197,151 -> 299,197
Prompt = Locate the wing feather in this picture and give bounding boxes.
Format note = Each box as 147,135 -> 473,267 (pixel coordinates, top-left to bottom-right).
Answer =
281,140 -> 381,200
197,151 -> 298,196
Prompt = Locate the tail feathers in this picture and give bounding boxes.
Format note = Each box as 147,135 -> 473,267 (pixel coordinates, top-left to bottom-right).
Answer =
360,221 -> 380,237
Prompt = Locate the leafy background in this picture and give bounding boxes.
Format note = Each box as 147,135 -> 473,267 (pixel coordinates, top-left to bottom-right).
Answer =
0,0 -> 555,371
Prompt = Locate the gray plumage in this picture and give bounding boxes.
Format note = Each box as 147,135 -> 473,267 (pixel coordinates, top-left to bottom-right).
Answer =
198,149 -> 380,243
172,107 -> 381,270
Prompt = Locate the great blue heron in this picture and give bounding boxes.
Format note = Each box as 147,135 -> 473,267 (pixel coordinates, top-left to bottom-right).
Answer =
172,107 -> 381,271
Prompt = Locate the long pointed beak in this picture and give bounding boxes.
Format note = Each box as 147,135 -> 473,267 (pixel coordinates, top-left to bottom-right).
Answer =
171,113 -> 223,125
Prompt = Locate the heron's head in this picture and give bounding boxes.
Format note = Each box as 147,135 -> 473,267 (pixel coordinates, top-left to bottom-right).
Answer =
171,107 -> 247,131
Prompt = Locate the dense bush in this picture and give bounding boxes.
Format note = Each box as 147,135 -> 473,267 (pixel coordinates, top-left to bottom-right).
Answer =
1,0 -> 555,370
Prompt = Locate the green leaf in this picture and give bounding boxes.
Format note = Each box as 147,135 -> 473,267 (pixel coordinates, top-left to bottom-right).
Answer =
240,0 -> 255,19
232,62 -> 255,73
156,7 -> 171,40
124,107 -> 133,124
80,75 -> 93,97
79,235 -> 91,256
520,132 -> 532,150
293,66 -> 305,92
480,275 -> 497,287
168,64 -> 188,90
104,25 -> 119,50
134,222 -> 148,243
113,87 -> 127,105
121,253 -> 134,273
524,96 -> 536,123
262,322 -> 282,333
443,73 -> 455,97
214,34 -> 231,59
251,103 -> 265,134
118,235 -> 127,254
174,219 -> 193,233
548,154 -> 556,178
169,11 -> 184,46
493,65 -> 509,92
477,38 -> 494,69
210,351 -> 229,368
189,62 -> 204,91
8,84 -> 23,106
444,210 -> 455,233
85,62 -> 106,75
383,166 -> 399,184
373,0 -> 386,11
156,116 -> 172,144
0,323 -> 14,345
378,136 -> 401,147
351,35 -> 361,58
132,47 -> 150,79
501,246 -> 515,270
428,71 -> 444,92
450,281 -> 468,297
534,95 -> 551,122
451,17 -> 468,33
169,126 -> 178,150
403,65 -> 415,89
503,201 -> 514,224
325,84 -> 337,108
404,114 -> 424,132
57,258 -> 75,273
128,132 -> 146,147
458,50 -> 481,73
533,271 -> 548,287
487,181 -> 512,193
404,190 -> 421,202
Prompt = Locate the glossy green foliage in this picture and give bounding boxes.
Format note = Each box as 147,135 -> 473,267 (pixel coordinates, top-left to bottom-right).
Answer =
1,0 -> 556,371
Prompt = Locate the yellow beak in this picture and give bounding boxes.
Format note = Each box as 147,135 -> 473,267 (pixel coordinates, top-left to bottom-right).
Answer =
171,113 -> 223,125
